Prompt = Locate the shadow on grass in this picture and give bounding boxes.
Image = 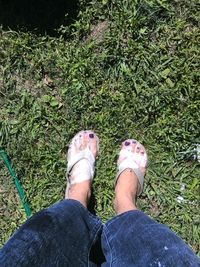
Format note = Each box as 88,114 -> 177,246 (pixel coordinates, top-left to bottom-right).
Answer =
0,0 -> 79,36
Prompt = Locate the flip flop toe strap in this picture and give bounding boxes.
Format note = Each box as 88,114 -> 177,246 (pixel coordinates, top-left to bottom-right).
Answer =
67,147 -> 95,184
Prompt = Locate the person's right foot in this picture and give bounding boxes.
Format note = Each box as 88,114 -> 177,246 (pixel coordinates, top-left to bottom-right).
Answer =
66,130 -> 99,207
114,139 -> 148,214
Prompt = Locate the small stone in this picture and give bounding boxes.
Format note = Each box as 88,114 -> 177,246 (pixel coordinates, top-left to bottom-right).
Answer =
177,196 -> 184,203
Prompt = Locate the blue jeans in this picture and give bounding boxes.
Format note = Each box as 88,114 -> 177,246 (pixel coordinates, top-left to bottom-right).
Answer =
0,200 -> 199,266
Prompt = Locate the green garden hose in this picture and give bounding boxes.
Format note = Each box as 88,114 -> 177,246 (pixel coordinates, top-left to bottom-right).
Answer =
0,148 -> 32,218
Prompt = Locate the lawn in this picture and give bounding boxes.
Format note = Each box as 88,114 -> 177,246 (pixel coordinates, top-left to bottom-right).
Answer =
0,0 -> 199,255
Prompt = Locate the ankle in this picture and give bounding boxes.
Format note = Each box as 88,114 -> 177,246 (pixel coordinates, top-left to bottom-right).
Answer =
114,193 -> 137,214
66,182 -> 91,208
114,169 -> 138,214
115,169 -> 138,196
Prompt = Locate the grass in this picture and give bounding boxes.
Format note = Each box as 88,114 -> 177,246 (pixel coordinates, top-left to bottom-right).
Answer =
0,0 -> 200,255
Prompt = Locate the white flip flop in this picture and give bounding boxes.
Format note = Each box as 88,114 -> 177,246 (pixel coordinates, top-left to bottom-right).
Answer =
116,139 -> 148,196
65,130 -> 99,198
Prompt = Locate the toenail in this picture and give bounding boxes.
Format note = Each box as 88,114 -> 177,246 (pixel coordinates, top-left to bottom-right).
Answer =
89,133 -> 94,138
125,141 -> 130,146
132,140 -> 136,144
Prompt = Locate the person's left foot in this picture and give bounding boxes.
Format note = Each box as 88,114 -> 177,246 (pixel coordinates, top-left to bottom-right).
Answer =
65,130 -> 99,207
114,139 -> 148,214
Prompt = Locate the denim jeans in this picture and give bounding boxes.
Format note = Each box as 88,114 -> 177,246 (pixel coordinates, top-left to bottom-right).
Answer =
0,200 -> 199,267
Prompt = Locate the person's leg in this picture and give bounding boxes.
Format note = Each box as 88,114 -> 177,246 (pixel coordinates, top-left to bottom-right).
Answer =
101,140 -> 200,267
0,200 -> 102,267
0,130 -> 102,267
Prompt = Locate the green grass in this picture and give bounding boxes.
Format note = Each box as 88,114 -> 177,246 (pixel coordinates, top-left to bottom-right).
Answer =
0,0 -> 200,255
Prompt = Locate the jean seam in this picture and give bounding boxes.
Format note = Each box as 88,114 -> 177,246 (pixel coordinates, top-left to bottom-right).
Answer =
103,225 -> 115,267
87,222 -> 102,267
67,199 -> 102,267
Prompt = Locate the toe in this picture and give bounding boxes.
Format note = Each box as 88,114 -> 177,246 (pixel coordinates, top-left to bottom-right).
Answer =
135,145 -> 141,153
122,139 -> 132,151
69,131 -> 85,154
124,140 -> 131,147
139,144 -> 147,156
87,130 -> 99,157
138,145 -> 147,168
82,131 -> 88,149
140,148 -> 145,155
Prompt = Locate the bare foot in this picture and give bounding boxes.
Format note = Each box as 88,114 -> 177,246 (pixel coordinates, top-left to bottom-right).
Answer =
114,139 -> 148,214
65,130 -> 99,208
